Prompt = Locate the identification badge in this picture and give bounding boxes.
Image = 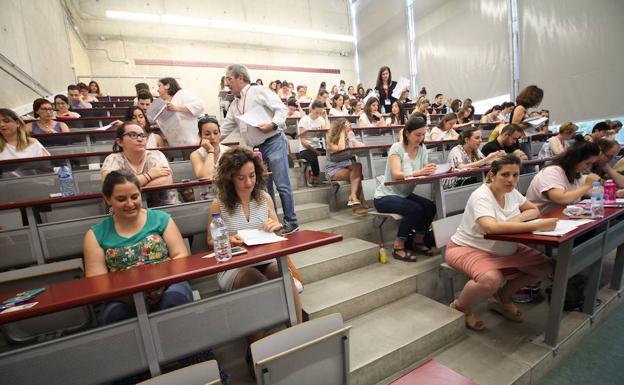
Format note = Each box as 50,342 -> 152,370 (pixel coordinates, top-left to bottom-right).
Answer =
384,99 -> 391,105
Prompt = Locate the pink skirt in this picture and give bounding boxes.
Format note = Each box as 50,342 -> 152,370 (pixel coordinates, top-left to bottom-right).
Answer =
445,240 -> 549,281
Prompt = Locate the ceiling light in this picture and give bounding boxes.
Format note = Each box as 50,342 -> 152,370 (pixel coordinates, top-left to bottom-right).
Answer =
105,10 -> 354,43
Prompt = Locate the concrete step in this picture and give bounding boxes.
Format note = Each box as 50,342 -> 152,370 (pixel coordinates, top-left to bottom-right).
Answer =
277,202 -> 330,224
273,185 -> 333,209
301,255 -> 443,321
299,209 -> 380,242
348,293 -> 465,385
290,237 -> 379,284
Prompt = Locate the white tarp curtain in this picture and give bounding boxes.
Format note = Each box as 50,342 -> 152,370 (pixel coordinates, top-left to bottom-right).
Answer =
413,0 -> 511,103
519,0 -> 624,124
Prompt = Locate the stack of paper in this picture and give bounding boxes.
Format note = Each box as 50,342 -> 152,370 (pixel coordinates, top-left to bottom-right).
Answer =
532,219 -> 594,236
391,77 -> 410,99
238,229 -> 287,246
235,105 -> 272,128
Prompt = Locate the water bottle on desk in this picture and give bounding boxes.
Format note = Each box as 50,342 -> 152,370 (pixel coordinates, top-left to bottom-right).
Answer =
210,213 -> 232,262
57,161 -> 76,197
590,181 -> 605,218
402,153 -> 413,179
604,179 -> 616,205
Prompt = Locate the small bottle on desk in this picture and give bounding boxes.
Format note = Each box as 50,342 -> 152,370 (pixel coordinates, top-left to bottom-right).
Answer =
590,181 -> 605,218
604,179 -> 616,205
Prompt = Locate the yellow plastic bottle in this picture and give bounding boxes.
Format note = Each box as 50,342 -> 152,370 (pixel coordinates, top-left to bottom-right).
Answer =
379,243 -> 388,264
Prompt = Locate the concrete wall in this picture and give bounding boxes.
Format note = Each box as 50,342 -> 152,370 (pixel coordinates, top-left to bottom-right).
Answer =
81,37 -> 355,116
68,27 -> 92,80
0,0 -> 75,110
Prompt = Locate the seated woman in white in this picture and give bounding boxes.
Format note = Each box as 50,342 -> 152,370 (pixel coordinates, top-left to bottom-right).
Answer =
190,116 -> 230,180
527,138 -> 601,213
358,97 -> 386,127
0,108 -> 49,160
538,121 -> 577,159
446,155 -> 557,330
430,113 -> 459,141
329,94 -> 349,116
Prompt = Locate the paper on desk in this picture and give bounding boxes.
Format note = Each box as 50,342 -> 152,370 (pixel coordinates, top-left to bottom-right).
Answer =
392,77 -> 410,99
95,123 -> 115,131
1,302 -> 38,314
238,229 -> 287,246
432,163 -> 452,175
235,105 -> 273,128
532,218 -> 594,236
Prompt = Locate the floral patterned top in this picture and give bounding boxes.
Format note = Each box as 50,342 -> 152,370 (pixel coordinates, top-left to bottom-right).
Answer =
91,209 -> 171,272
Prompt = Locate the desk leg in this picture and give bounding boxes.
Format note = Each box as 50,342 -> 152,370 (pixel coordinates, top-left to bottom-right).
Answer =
582,259 -> 604,315
544,241 -> 573,347
277,256 -> 298,326
431,180 -> 446,219
133,292 -> 162,377
25,207 -> 46,265
366,153 -> 374,180
610,245 -> 624,291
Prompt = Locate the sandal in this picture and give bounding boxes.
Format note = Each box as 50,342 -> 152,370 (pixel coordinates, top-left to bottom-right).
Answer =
347,199 -> 362,207
450,301 -> 485,331
411,242 -> 434,256
488,294 -> 523,322
392,248 -> 418,262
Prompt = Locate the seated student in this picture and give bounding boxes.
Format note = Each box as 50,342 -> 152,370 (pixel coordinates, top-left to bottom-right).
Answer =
430,113 -> 460,141
26,98 -> 70,134
607,119 -> 623,142
527,138 -> 601,213
83,171 -> 191,325
133,82 -> 151,106
88,81 -> 104,99
346,85 -> 357,100
68,84 -> 92,109
295,85 -> 311,103
480,105 -> 503,124
499,102 -> 514,123
356,85 -> 367,99
387,101 -> 406,125
446,155 -> 557,330
136,91 -> 153,112
482,124 -> 528,160
349,99 -> 363,116
447,127 -> 504,169
190,116 -> 230,181
593,138 -> 624,188
358,97 -> 385,127
538,121 -> 578,158
53,94 -> 80,118
373,115 -> 437,260
207,147 -> 302,319
431,93 -> 448,114
411,98 -> 430,123
511,85 -> 543,124
317,89 -> 332,109
398,89 -> 412,104
78,82 -> 98,103
329,94 -> 349,116
0,108 -> 49,160
298,100 -> 329,186
324,119 -> 368,215
278,80 -> 293,100
124,106 -> 165,149
584,121 -> 609,142
456,107 -> 473,125
286,97 -> 303,119
101,122 -> 180,207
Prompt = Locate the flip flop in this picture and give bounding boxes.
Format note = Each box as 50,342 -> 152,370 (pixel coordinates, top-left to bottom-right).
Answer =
450,301 -> 485,331
488,296 -> 524,322
392,248 -> 418,262
347,199 -> 362,207
411,242 -> 434,256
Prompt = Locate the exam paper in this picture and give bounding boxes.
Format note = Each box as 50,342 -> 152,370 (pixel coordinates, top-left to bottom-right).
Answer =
238,229 -> 287,246
532,218 -> 594,236
432,163 -> 452,175
235,105 -> 273,128
392,77 -> 410,99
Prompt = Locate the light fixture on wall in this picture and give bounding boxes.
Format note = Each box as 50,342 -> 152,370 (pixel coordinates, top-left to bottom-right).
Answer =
105,10 -> 355,43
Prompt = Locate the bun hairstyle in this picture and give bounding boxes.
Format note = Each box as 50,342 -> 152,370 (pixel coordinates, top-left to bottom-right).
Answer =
197,115 -> 220,136
402,115 -> 426,144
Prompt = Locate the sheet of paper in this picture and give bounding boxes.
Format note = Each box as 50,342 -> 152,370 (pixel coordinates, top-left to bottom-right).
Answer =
392,77 -> 410,99
95,123 -> 114,131
523,116 -> 548,127
235,105 -> 272,128
146,97 -> 168,122
238,229 -> 287,246
532,218 -> 594,236
362,90 -> 377,105
432,163 -> 452,175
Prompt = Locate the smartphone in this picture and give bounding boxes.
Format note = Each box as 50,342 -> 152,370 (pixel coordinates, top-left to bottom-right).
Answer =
231,246 -> 248,256
2,288 -> 45,305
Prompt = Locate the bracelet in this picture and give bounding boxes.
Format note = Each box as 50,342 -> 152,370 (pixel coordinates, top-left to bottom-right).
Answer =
206,151 -> 214,154
144,172 -> 152,182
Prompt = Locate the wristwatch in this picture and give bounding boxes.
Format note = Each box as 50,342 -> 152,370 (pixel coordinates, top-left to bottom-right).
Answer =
271,122 -> 278,131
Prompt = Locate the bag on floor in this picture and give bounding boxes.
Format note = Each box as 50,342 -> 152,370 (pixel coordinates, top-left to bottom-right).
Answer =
546,274 -> 587,311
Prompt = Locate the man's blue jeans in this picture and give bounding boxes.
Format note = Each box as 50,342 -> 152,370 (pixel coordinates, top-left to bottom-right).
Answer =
258,133 -> 298,224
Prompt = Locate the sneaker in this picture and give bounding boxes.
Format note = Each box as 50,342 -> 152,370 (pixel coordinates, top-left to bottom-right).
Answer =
282,222 -> 299,234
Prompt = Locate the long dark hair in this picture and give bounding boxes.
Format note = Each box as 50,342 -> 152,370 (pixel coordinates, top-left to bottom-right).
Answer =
488,154 -> 521,179
375,66 -> 392,90
390,102 -> 406,125
549,137 -> 599,183
363,97 -> 380,123
402,115 -> 426,144
102,170 -> 141,198
159,77 -> 181,96
112,121 -> 142,152
215,146 -> 266,214
124,106 -> 151,134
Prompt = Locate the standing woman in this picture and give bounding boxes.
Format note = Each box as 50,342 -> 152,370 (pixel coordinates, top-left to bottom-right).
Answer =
445,155 -> 556,330
0,108 -> 49,160
124,106 -> 165,149
83,171 -> 191,324
101,122 -> 179,207
373,115 -> 437,260
190,116 -> 230,181
375,66 -> 397,114
26,98 -> 70,134
325,119 -> 368,215
511,85 -> 544,124
157,77 -> 205,146
358,97 -> 385,127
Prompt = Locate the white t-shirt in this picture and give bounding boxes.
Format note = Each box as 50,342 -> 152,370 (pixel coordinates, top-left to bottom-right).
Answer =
430,126 -> 458,141
297,115 -> 326,151
329,107 -> 348,116
157,89 -> 205,146
0,139 -> 48,160
451,184 -> 527,256
526,165 -> 585,213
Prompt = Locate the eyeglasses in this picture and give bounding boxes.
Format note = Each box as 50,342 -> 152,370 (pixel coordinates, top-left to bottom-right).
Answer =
123,132 -> 148,140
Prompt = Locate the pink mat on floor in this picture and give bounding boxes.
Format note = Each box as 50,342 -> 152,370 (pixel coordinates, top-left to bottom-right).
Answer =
388,359 -> 478,385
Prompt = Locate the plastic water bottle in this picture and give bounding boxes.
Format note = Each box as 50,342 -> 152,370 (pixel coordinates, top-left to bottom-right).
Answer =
210,213 -> 232,262
590,181 -> 605,218
604,179 -> 616,205
57,162 -> 76,197
402,153 -> 413,179
379,243 -> 388,264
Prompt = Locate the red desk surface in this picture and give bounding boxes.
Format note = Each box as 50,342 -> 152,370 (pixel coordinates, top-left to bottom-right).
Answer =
0,230 -> 342,324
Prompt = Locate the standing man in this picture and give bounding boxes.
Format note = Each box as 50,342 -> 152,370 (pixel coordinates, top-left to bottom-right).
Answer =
221,64 -> 299,233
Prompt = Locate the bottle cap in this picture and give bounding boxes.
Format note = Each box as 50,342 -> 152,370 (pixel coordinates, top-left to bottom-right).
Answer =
379,243 -> 384,247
